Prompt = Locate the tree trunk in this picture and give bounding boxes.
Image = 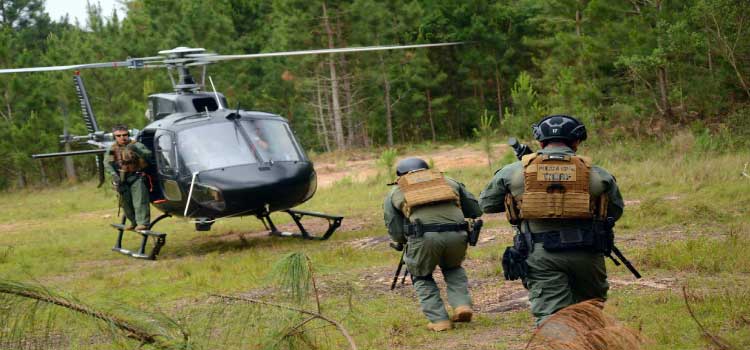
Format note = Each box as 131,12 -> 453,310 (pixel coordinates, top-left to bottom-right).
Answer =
426,89 -> 436,142
16,171 -> 25,188
657,66 -> 673,119
39,160 -> 49,186
316,71 -> 331,153
495,67 -> 504,123
63,126 -> 78,183
706,34 -> 713,74
379,54 -> 394,146
709,13 -> 750,99
478,74 -> 485,106
322,2 -> 345,150
575,10 -> 582,37
335,17 -> 355,148
654,0 -> 673,120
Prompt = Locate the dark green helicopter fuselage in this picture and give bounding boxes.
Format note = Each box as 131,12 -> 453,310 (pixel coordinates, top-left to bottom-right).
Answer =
138,92 -> 316,220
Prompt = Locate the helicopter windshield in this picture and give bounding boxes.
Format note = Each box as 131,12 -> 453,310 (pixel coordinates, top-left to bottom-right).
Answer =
178,122 -> 259,172
240,119 -> 303,162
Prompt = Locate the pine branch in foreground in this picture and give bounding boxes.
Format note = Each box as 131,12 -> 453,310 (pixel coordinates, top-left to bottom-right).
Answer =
0,279 -> 190,350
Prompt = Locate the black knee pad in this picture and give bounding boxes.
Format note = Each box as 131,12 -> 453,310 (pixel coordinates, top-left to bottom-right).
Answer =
413,274 -> 434,282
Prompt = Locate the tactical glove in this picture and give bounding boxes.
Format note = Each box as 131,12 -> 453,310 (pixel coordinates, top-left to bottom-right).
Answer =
502,247 -> 529,281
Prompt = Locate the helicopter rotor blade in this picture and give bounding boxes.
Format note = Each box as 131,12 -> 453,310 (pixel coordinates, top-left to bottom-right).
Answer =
0,56 -> 166,74
200,42 -> 464,62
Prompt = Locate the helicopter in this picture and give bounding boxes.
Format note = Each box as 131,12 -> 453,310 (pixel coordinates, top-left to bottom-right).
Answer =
0,43 -> 461,260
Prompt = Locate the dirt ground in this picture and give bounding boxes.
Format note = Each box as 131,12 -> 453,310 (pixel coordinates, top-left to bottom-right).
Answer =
313,144 -> 509,188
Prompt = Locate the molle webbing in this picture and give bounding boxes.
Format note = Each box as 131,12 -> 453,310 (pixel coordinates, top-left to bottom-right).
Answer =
112,141 -> 145,173
519,153 -> 593,219
397,169 -> 459,217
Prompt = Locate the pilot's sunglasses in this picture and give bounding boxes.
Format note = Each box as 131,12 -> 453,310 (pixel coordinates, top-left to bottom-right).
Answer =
114,134 -> 129,138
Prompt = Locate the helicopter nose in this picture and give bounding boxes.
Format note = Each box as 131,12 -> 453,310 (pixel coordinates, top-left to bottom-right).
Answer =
194,161 -> 316,215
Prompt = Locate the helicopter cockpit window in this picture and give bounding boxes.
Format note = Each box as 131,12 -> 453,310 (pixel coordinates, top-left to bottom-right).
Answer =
155,133 -> 176,176
178,122 -> 259,172
156,99 -> 176,118
192,97 -> 219,112
241,119 -> 303,162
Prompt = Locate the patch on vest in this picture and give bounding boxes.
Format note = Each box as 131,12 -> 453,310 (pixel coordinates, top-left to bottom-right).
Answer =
520,154 -> 593,219
537,164 -> 577,182
397,169 -> 459,217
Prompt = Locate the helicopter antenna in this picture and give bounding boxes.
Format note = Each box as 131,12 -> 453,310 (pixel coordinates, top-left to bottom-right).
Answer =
184,172 -> 199,217
208,76 -> 224,110
201,65 -> 206,88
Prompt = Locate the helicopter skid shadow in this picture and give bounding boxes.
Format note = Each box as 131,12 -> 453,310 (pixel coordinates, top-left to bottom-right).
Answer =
167,228 -> 311,259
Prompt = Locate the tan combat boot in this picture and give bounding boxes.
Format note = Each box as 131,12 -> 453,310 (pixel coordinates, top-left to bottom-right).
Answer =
451,305 -> 473,323
426,320 -> 453,332
124,224 -> 136,231
135,225 -> 149,231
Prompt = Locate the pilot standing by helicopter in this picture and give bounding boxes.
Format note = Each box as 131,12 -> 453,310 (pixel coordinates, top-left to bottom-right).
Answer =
107,125 -> 153,231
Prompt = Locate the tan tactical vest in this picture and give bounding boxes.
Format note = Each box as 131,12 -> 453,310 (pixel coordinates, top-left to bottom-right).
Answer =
396,169 -> 460,217
516,153 -> 594,219
112,140 -> 146,173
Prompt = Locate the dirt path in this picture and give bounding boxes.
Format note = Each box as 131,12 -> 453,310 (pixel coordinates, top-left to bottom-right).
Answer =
313,144 -> 509,188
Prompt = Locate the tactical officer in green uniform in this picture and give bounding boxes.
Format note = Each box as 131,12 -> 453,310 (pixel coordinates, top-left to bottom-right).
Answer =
107,125 -> 153,231
479,115 -> 624,326
384,158 -> 483,331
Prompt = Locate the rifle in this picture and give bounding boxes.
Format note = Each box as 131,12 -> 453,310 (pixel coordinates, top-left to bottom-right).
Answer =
389,242 -> 409,290
604,218 -> 642,279
509,137 -> 533,160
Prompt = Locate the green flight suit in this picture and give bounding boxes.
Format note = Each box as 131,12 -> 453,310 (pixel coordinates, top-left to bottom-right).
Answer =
384,176 -> 483,323
107,141 -> 153,228
479,145 -> 624,325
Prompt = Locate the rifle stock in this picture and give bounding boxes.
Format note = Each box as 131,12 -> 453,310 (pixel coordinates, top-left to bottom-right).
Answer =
610,245 -> 641,279
390,242 -> 407,290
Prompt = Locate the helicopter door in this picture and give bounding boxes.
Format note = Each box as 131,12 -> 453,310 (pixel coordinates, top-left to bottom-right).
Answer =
137,129 -> 164,202
155,131 -> 182,201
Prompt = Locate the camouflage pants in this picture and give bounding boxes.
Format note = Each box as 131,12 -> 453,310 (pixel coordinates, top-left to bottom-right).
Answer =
120,174 -> 151,227
406,231 -> 472,322
524,243 -> 609,326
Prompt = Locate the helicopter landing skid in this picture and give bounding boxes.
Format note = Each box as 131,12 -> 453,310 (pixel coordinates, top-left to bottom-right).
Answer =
110,213 -> 171,260
261,209 -> 343,240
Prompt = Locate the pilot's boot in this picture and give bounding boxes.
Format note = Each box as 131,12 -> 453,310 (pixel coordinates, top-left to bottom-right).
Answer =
451,305 -> 473,323
426,320 -> 452,332
124,224 -> 136,231
135,225 -> 149,231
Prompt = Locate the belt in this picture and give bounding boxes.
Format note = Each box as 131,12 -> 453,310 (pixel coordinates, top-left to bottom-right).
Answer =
529,229 -> 591,243
404,221 -> 469,237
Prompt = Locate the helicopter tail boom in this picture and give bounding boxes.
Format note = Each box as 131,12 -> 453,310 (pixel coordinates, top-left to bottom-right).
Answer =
74,74 -> 100,133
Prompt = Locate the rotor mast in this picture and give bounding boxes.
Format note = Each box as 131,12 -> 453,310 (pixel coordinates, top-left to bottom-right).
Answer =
159,47 -> 209,93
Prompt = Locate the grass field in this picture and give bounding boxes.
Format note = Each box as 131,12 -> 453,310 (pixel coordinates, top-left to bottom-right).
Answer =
0,136 -> 748,349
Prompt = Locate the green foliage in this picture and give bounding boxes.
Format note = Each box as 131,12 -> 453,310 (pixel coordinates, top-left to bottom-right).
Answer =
472,110 -> 497,168
0,279 -> 190,349
0,0 -> 749,188
272,252 -> 312,305
502,71 -> 545,137
377,148 -> 398,177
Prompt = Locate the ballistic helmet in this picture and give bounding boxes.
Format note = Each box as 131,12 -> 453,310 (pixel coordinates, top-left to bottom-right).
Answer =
531,115 -> 587,142
396,157 -> 429,176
